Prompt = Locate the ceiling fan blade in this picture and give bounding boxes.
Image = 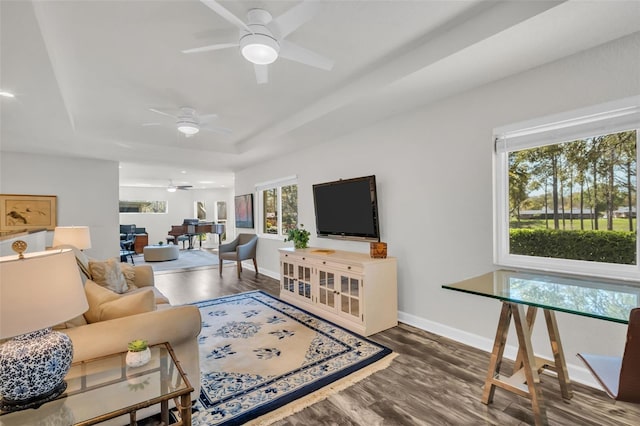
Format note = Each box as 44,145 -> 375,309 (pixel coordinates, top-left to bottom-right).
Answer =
199,113 -> 219,122
142,122 -> 162,127
200,0 -> 253,34
182,42 -> 238,54
279,40 -> 334,71
271,0 -> 319,39
254,64 -> 268,84
201,125 -> 233,135
148,108 -> 177,119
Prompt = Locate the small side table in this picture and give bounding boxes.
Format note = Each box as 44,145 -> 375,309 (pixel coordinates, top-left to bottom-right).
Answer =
0,342 -> 193,425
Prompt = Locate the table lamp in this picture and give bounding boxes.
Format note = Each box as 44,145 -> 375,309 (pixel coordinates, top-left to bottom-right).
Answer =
52,226 -> 92,250
0,242 -> 89,412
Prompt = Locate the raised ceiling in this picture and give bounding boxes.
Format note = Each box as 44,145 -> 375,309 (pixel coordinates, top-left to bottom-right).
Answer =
1,1 -> 639,189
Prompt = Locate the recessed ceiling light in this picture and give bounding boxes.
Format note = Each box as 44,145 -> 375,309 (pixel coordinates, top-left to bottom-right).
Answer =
0,91 -> 15,98
181,170 -> 187,174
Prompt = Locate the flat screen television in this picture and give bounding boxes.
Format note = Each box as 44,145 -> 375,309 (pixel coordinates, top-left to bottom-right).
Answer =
312,175 -> 380,242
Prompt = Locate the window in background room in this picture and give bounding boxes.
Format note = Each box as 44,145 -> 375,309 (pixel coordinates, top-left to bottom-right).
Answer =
256,176 -> 298,238
119,200 -> 167,213
196,201 -> 206,220
494,97 -> 639,280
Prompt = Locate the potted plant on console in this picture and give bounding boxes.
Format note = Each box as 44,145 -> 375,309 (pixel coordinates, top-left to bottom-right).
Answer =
285,224 -> 310,249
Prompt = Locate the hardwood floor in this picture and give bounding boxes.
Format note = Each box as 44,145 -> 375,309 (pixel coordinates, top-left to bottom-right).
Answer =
155,264 -> 640,425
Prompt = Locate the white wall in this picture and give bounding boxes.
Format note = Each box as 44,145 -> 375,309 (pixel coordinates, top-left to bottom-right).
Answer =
235,33 -> 640,387
118,186 -> 234,246
0,152 -> 119,260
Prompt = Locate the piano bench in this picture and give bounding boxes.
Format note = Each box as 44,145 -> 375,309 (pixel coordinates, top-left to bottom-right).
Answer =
176,235 -> 191,249
166,235 -> 176,244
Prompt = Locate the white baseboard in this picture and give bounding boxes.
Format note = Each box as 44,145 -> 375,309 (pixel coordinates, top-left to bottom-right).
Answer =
397,310 -> 602,390
241,261 -> 279,280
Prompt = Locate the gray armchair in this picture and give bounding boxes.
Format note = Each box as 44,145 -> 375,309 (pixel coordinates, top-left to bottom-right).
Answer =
218,234 -> 259,278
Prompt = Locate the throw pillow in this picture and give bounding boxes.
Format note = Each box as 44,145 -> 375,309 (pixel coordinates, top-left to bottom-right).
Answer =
84,280 -> 156,323
89,258 -> 129,294
84,280 -> 120,323
119,262 -> 137,289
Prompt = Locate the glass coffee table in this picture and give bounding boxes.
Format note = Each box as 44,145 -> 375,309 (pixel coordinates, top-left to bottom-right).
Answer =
0,342 -> 193,425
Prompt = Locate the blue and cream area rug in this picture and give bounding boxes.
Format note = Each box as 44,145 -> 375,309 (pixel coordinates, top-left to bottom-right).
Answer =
177,291 -> 394,425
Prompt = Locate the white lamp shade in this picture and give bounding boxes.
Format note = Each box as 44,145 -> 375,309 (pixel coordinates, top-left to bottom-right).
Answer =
52,226 -> 92,250
0,249 -> 88,339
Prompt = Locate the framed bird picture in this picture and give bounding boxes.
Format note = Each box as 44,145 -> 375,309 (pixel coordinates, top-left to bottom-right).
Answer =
0,194 -> 57,232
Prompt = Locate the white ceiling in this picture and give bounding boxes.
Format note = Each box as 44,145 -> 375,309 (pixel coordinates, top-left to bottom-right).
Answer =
1,0 -> 639,189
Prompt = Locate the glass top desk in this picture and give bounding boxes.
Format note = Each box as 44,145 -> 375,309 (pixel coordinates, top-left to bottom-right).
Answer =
443,270 -> 640,426
0,342 -> 193,426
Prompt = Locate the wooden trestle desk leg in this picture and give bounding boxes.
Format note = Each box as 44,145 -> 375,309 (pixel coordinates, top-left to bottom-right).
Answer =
482,302 -> 512,404
543,309 -> 573,400
482,302 -> 549,426
512,303 -> 548,425
510,307 -> 573,401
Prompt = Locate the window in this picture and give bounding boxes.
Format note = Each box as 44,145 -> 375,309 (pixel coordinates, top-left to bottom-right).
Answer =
494,97 -> 639,280
256,176 -> 298,237
119,200 -> 167,213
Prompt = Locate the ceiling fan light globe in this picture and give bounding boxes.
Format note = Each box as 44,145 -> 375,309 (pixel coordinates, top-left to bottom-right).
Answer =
177,123 -> 199,135
241,34 -> 279,65
167,186 -> 177,193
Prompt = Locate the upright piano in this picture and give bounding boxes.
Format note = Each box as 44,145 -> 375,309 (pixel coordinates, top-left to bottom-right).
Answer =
167,219 -> 224,249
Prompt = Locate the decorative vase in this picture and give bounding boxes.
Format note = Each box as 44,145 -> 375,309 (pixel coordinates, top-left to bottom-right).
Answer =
125,347 -> 151,368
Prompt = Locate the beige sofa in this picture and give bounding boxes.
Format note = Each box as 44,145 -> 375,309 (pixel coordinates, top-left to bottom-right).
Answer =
54,246 -> 202,414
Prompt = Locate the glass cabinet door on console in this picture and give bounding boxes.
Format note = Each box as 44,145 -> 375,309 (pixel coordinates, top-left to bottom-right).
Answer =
281,260 -> 295,295
339,274 -> 362,323
317,270 -> 337,311
297,264 -> 312,303
280,256 -> 312,305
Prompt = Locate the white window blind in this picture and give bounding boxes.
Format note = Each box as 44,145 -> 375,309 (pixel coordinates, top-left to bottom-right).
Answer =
495,96 -> 640,153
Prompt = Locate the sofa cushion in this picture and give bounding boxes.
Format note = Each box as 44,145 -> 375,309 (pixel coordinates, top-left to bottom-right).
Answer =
126,286 -> 170,305
99,289 -> 156,321
89,258 -> 129,294
53,314 -> 89,330
84,280 -> 156,323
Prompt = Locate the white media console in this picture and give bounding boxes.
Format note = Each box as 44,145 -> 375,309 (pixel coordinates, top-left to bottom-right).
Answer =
278,247 -> 397,336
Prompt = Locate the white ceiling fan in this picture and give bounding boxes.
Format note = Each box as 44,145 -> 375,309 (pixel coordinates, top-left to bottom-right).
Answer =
167,179 -> 193,192
182,0 -> 334,84
143,106 -> 231,137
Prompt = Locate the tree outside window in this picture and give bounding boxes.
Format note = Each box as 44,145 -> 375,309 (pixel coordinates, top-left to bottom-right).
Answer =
259,180 -> 298,237
281,185 -> 298,234
263,188 -> 278,234
507,130 -> 637,265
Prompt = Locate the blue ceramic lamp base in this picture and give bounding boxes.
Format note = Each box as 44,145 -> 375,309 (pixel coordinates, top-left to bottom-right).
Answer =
0,328 -> 73,413
0,381 -> 67,412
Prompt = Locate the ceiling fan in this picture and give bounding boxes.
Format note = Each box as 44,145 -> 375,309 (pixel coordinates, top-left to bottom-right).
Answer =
143,106 -> 231,137
182,0 -> 334,84
167,179 -> 192,192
